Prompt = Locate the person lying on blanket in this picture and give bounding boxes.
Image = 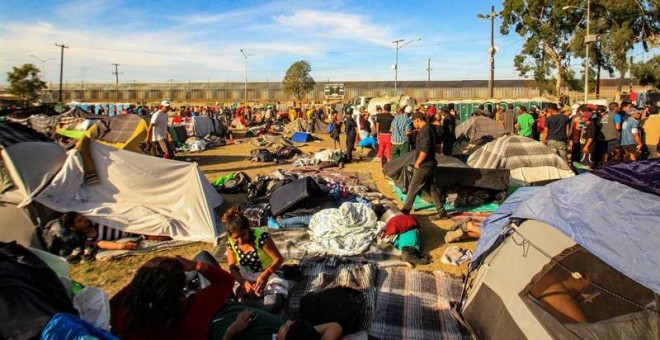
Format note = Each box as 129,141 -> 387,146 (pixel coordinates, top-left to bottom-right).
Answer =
110,255 -> 342,340
56,212 -> 171,263
223,205 -> 288,313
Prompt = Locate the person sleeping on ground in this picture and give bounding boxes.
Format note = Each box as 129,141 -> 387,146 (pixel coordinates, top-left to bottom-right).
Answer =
110,255 -> 342,340
43,212 -> 171,263
223,206 -> 288,313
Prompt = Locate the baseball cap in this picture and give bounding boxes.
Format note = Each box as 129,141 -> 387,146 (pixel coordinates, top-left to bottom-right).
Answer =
404,105 -> 413,114
160,99 -> 171,107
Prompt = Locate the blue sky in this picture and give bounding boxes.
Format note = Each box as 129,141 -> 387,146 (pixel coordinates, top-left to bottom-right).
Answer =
0,0 -> 655,85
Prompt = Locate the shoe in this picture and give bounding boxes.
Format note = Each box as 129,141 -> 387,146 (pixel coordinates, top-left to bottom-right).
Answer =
80,247 -> 96,263
444,229 -> 465,244
267,216 -> 281,229
66,247 -> 83,264
430,210 -> 449,221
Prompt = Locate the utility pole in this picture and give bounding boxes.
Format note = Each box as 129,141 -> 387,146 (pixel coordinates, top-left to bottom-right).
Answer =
585,0 -> 591,102
240,49 -> 252,103
54,43 -> 69,103
426,59 -> 432,83
111,63 -> 120,103
478,6 -> 498,99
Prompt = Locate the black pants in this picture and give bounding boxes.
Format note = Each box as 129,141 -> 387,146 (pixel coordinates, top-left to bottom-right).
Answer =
403,165 -> 447,213
346,133 -> 356,161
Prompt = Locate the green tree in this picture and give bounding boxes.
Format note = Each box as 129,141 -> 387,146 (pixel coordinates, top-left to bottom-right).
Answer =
632,54 -> 660,89
6,63 -> 47,106
500,0 -> 579,96
282,60 -> 315,101
570,0 -> 660,96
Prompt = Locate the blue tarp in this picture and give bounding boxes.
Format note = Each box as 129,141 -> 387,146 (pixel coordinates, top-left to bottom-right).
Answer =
471,173 -> 660,295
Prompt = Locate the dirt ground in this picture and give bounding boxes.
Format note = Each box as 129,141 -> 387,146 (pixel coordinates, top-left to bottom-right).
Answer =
69,131 -> 476,296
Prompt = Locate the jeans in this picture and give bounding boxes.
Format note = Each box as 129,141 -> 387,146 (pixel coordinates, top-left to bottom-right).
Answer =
403,165 -> 447,213
346,133 -> 356,162
278,215 -> 313,228
547,140 -> 568,162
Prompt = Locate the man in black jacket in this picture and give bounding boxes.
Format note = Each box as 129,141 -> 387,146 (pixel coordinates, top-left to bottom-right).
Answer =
401,112 -> 448,220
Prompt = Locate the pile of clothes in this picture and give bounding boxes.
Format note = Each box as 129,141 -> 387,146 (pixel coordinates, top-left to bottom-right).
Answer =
246,145 -> 302,163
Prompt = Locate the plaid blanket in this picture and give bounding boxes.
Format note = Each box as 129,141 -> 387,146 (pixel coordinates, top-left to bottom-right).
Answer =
96,115 -> 144,143
467,135 -> 572,171
284,257 -> 379,332
28,115 -> 59,134
455,116 -> 507,141
369,269 -> 468,340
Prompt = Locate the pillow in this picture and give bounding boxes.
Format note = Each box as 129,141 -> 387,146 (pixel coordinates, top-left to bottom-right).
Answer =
382,214 -> 418,237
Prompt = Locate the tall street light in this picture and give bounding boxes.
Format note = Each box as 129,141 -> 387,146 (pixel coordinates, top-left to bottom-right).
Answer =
563,0 -> 592,103
240,49 -> 252,102
29,55 -> 54,84
392,37 -> 421,94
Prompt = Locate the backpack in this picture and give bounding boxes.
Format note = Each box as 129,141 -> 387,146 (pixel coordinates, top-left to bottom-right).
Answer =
41,218 -> 81,256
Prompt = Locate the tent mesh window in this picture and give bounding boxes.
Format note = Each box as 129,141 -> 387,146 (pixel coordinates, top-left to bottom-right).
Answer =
520,246 -> 659,338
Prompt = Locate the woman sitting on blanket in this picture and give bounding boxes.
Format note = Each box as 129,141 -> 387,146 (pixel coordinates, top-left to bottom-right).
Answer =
223,205 -> 288,313
110,255 -> 342,340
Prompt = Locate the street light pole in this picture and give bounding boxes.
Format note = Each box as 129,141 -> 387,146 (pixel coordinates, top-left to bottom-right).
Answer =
392,37 -> 421,95
240,49 -> 252,103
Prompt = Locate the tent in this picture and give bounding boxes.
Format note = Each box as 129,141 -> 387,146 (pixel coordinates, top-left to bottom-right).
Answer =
32,140 -> 223,242
0,121 -> 51,148
92,114 -> 148,153
455,116 -> 508,142
0,142 -> 67,250
1,140 -> 223,246
467,135 -> 574,186
457,161 -> 660,339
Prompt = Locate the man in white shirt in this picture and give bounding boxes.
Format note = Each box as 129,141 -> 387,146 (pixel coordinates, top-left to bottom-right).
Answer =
145,99 -> 173,158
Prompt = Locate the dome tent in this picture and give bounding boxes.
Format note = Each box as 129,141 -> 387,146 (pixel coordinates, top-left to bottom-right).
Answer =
456,160 -> 660,339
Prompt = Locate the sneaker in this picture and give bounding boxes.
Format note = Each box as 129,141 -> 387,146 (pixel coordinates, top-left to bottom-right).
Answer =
429,210 -> 449,221
267,216 -> 281,229
66,247 -> 83,264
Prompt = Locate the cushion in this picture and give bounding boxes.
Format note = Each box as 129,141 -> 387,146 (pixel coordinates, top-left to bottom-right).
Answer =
381,214 -> 418,237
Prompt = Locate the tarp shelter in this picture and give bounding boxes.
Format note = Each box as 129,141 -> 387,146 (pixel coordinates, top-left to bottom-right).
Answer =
467,135 -> 574,186
0,142 -> 66,250
455,116 -> 508,142
0,121 -> 50,148
383,150 -> 510,193
270,177 -> 328,216
33,140 -> 223,242
458,162 -> 660,339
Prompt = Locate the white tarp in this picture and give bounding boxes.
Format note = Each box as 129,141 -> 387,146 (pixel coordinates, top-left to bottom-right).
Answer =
35,140 -> 222,242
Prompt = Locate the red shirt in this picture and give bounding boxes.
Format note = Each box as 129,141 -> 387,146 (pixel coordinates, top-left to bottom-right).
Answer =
110,265 -> 235,340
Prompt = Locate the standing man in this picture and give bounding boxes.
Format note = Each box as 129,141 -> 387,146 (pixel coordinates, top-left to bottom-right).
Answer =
390,105 -> 414,161
596,102 -> 622,164
515,106 -> 535,138
542,103 -> 570,162
577,108 -> 596,168
375,103 -> 395,164
343,112 -> 358,163
440,107 -> 456,156
145,99 -> 173,158
620,109 -> 643,161
401,112 -> 448,220
503,103 -> 518,135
